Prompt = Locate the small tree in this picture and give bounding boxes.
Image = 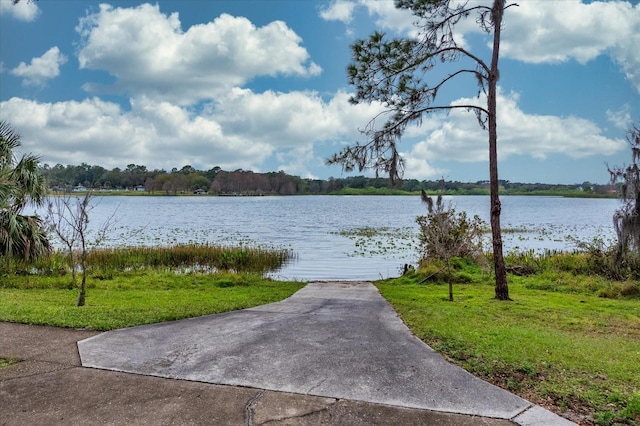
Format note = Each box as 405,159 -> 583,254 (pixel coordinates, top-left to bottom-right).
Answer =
328,0 -> 516,300
46,191 -> 116,306
609,122 -> 640,272
417,190 -> 485,301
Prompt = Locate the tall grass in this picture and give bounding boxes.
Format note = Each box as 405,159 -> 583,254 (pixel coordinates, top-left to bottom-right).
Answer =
502,247 -> 640,298
86,244 -> 293,275
1,243 -> 294,277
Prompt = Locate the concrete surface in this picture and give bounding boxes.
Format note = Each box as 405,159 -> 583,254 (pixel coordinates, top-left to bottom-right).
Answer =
76,281 -> 575,425
1,321 -> 514,425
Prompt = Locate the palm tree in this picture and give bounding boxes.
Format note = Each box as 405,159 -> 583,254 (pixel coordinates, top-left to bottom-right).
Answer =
0,121 -> 51,261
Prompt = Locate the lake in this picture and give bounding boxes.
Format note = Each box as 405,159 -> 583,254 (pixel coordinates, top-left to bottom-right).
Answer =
34,195 -> 620,280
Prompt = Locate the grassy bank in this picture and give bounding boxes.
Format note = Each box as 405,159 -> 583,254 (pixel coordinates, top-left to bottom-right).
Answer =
0,243 -> 301,330
378,260 -> 639,425
0,271 -> 304,330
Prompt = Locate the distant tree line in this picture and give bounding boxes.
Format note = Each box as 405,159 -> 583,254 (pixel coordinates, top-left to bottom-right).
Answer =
40,162 -> 615,196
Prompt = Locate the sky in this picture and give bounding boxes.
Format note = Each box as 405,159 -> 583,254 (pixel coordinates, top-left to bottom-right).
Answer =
1,0 -> 639,184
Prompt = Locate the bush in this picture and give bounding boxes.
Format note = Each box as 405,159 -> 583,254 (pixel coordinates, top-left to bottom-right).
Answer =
416,191 -> 486,301
572,237 -> 618,278
620,281 -> 640,298
504,250 -> 542,276
416,192 -> 485,264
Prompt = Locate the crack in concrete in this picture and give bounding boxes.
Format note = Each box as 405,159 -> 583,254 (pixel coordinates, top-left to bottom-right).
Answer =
244,389 -> 265,426
510,403 -> 534,421
306,377 -> 327,394
259,399 -> 339,425
0,360 -> 77,382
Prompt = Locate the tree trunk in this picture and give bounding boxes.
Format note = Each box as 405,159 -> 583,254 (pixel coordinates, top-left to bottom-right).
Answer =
489,0 -> 509,300
77,254 -> 87,306
447,259 -> 454,302
77,276 -> 86,307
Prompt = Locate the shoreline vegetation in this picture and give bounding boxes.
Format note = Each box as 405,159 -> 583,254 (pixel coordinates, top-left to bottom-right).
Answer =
49,186 -> 618,199
41,163 -> 617,198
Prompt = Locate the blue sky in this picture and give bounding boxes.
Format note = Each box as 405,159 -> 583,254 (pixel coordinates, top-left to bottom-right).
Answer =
1,0 -> 639,184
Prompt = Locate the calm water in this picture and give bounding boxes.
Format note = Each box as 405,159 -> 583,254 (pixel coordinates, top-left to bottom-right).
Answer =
34,195 -> 619,280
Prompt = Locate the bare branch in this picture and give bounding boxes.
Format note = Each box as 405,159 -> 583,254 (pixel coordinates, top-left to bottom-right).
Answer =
367,104 -> 489,138
45,191 -> 117,306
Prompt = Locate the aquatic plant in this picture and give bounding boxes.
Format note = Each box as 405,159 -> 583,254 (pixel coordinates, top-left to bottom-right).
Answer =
85,243 -> 294,276
331,226 -> 418,258
2,243 -> 294,278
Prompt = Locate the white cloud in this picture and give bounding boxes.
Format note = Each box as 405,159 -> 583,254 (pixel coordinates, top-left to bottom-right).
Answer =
401,155 -> 445,181
501,1 -> 638,62
10,46 -> 67,86
0,96 -> 262,171
276,145 -> 320,179
402,90 -> 626,179
0,0 -> 40,22
0,89 -> 382,174
358,0 -> 415,34
320,0 -> 418,37
206,88 -> 385,176
212,89 -> 377,148
606,105 -> 633,129
320,0 -> 356,24
76,4 -> 321,105
501,1 -> 640,91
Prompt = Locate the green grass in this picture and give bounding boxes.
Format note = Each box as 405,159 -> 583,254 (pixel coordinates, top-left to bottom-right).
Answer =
0,271 -> 304,330
378,267 -> 640,425
0,358 -> 19,368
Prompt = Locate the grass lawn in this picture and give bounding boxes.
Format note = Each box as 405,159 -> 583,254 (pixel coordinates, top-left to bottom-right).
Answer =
0,271 -> 305,331
377,275 -> 640,426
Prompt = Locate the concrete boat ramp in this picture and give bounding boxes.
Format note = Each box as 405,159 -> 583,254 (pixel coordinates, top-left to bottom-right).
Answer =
75,281 -> 575,425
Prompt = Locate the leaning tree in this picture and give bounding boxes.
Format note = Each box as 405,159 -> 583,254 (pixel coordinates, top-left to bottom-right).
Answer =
328,0 -> 516,300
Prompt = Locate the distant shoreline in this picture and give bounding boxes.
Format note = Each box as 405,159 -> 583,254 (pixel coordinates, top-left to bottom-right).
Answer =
47,188 -> 618,199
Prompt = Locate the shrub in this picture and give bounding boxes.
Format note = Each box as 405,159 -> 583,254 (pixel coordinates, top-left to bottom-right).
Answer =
504,250 -> 542,276
416,192 -> 486,264
416,191 -> 485,301
620,281 -> 640,298
572,237 -> 618,278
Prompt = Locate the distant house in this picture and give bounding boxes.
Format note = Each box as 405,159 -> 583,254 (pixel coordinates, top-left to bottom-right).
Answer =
72,184 -> 87,192
193,189 -> 208,195
134,185 -> 145,192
